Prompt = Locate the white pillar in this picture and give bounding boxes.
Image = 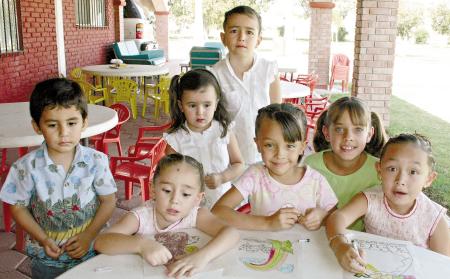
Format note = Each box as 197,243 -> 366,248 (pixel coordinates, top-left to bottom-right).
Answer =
55,0 -> 66,76
194,0 -> 205,45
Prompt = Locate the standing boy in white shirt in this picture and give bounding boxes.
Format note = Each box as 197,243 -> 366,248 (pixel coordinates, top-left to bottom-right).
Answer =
212,5 -> 281,165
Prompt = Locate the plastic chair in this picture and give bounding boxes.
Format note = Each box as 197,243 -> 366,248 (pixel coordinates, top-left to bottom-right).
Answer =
297,95 -> 329,142
143,75 -> 171,119
127,122 -> 172,157
295,72 -> 318,96
77,80 -> 108,105
329,54 -> 350,92
110,138 -> 167,201
237,203 -> 251,214
90,103 -> 130,157
111,79 -> 139,119
0,149 -> 12,233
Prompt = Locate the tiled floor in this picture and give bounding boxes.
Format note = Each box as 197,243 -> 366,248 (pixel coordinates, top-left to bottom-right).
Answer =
0,61 -> 180,279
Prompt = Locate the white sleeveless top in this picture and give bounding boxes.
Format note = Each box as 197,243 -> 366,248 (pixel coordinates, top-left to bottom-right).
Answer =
363,186 -> 446,248
131,201 -> 199,235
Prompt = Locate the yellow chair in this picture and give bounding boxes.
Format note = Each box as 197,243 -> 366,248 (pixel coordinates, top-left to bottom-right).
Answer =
111,79 -> 139,119
143,75 -> 171,119
69,67 -> 83,81
77,80 -> 108,105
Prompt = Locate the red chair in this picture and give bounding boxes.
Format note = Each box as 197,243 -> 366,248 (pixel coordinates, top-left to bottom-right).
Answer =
296,72 -> 318,96
329,54 -> 350,92
90,103 -> 131,156
127,122 -> 172,157
296,95 -> 329,142
237,203 -> 251,214
0,149 -> 12,233
110,138 -> 167,201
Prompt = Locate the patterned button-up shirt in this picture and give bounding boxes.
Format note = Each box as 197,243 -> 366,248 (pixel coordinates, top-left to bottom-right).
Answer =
0,143 -> 117,268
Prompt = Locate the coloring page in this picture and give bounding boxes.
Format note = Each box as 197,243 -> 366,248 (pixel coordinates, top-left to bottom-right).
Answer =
142,228 -> 224,278
343,235 -> 419,279
223,230 -> 306,278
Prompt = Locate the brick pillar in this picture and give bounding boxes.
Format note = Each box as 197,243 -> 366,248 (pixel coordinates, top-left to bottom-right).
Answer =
308,1 -> 335,89
353,0 -> 399,126
114,0 -> 125,42
155,11 -> 169,61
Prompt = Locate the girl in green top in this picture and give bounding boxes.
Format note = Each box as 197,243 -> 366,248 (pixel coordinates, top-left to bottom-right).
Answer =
304,96 -> 388,231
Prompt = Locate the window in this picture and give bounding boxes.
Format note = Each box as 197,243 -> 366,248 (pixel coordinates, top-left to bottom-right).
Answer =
75,0 -> 106,28
0,0 -> 21,54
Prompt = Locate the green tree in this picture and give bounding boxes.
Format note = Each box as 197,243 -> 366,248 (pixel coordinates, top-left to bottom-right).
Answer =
431,3 -> 450,36
169,0 -> 272,35
396,8 -> 422,40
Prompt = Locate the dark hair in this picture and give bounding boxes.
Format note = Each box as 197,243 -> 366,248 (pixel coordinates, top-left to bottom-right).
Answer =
223,5 -> 262,35
380,133 -> 435,171
153,153 -> 205,192
313,110 -> 388,158
168,69 -> 230,137
255,103 -> 307,162
30,78 -> 87,126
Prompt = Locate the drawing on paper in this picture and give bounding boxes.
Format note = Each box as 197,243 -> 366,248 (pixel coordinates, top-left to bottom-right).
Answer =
154,232 -> 201,264
349,239 -> 417,279
239,238 -> 295,273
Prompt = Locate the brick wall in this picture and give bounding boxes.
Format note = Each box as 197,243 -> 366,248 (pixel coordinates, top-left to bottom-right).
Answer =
308,2 -> 334,89
353,0 -> 399,126
0,0 -> 117,103
64,0 -> 116,76
0,0 -> 58,103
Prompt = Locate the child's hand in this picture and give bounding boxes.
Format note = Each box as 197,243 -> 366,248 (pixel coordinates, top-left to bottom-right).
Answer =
64,231 -> 94,259
42,237 -> 63,259
166,251 -> 208,278
333,242 -> 367,274
298,208 -> 328,230
140,239 -> 173,266
267,207 -> 300,230
205,173 -> 222,189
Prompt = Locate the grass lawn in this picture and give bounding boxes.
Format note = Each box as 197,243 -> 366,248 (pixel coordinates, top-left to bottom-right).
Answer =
328,94 -> 450,212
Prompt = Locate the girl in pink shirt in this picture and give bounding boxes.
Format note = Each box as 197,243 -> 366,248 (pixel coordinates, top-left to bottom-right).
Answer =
326,133 -> 450,274
212,103 -> 337,231
94,154 -> 239,278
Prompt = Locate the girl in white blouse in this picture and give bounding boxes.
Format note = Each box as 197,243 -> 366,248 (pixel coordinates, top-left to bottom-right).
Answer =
164,69 -> 245,209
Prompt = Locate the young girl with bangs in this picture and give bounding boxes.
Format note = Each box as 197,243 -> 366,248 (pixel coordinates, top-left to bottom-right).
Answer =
305,96 -> 387,231
164,69 -> 245,209
212,103 -> 337,231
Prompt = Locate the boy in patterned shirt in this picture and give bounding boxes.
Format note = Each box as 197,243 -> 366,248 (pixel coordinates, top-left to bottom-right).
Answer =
0,78 -> 117,279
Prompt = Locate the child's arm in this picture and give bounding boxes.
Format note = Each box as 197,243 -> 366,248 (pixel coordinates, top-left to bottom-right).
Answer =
299,207 -> 332,231
205,131 -> 245,189
428,215 -> 450,256
10,204 -> 62,259
211,187 -> 300,231
64,193 -> 116,259
166,207 -> 239,278
269,75 -> 281,104
165,144 -> 176,155
326,193 -> 368,273
94,212 -> 172,266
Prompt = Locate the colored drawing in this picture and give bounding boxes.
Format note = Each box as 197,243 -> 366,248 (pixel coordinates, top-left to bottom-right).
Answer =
345,238 -> 418,279
244,239 -> 293,271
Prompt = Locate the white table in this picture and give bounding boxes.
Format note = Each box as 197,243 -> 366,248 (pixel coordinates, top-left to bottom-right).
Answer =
58,225 -> 450,279
280,80 -> 310,99
0,102 -> 118,149
81,64 -> 169,77
279,66 -> 297,81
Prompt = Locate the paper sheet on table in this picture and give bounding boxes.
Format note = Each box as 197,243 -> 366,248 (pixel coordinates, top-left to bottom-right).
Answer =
222,230 -> 307,279
142,228 -> 225,278
343,234 -> 421,279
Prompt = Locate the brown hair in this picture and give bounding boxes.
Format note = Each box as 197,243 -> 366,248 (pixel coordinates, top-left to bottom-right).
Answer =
153,153 -> 205,192
223,5 -> 262,35
380,133 -> 435,171
312,97 -> 387,157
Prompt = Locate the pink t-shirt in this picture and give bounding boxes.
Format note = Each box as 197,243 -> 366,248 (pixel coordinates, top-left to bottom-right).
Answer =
234,163 -> 338,216
364,186 -> 447,248
131,201 -> 200,235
